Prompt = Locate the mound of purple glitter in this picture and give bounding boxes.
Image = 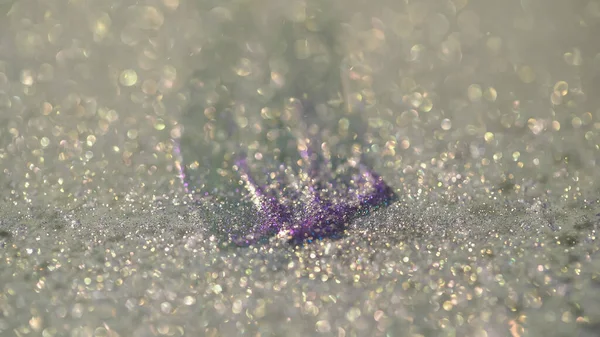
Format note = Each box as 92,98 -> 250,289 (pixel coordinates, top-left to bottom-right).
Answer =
231,150 -> 396,246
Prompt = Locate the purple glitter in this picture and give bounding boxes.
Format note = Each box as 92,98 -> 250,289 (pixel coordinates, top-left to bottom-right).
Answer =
231,151 -> 396,246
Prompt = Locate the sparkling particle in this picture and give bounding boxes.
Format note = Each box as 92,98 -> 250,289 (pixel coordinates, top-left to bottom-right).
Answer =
160,302 -> 173,314
127,129 -> 138,140
183,296 -> 195,305
410,44 -> 425,61
29,316 -> 43,331
91,12 -> 112,41
564,48 -> 582,66
467,84 -> 482,102
232,299 -> 243,314
20,69 -> 35,86
234,58 -> 253,77
553,81 -> 568,96
484,87 -> 497,102
420,97 -> 433,112
409,92 -> 424,107
441,119 -> 452,130
154,119 -> 166,130
119,69 -> 138,87
346,307 -> 361,322
40,137 -> 50,147
316,320 -> 331,333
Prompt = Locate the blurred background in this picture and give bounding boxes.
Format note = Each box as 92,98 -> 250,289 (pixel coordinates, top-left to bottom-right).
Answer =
1,0 -> 600,336
2,0 -> 600,206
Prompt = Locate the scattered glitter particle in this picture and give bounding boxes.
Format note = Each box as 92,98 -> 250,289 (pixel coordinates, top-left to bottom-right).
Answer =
119,69 -> 138,87
467,84 -> 482,102
553,81 -> 568,96
441,119 -> 452,130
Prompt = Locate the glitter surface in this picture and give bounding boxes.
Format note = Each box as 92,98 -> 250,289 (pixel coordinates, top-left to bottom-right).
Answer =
2,0 -> 600,336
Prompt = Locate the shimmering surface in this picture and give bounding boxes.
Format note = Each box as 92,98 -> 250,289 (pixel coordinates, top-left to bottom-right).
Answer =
1,0 -> 600,336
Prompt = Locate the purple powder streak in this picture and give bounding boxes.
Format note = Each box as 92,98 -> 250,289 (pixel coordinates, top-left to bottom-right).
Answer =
172,139 -> 189,193
176,99 -> 397,246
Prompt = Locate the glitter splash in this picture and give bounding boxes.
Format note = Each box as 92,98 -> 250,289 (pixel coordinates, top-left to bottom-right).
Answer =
231,148 -> 396,246
177,98 -> 396,246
